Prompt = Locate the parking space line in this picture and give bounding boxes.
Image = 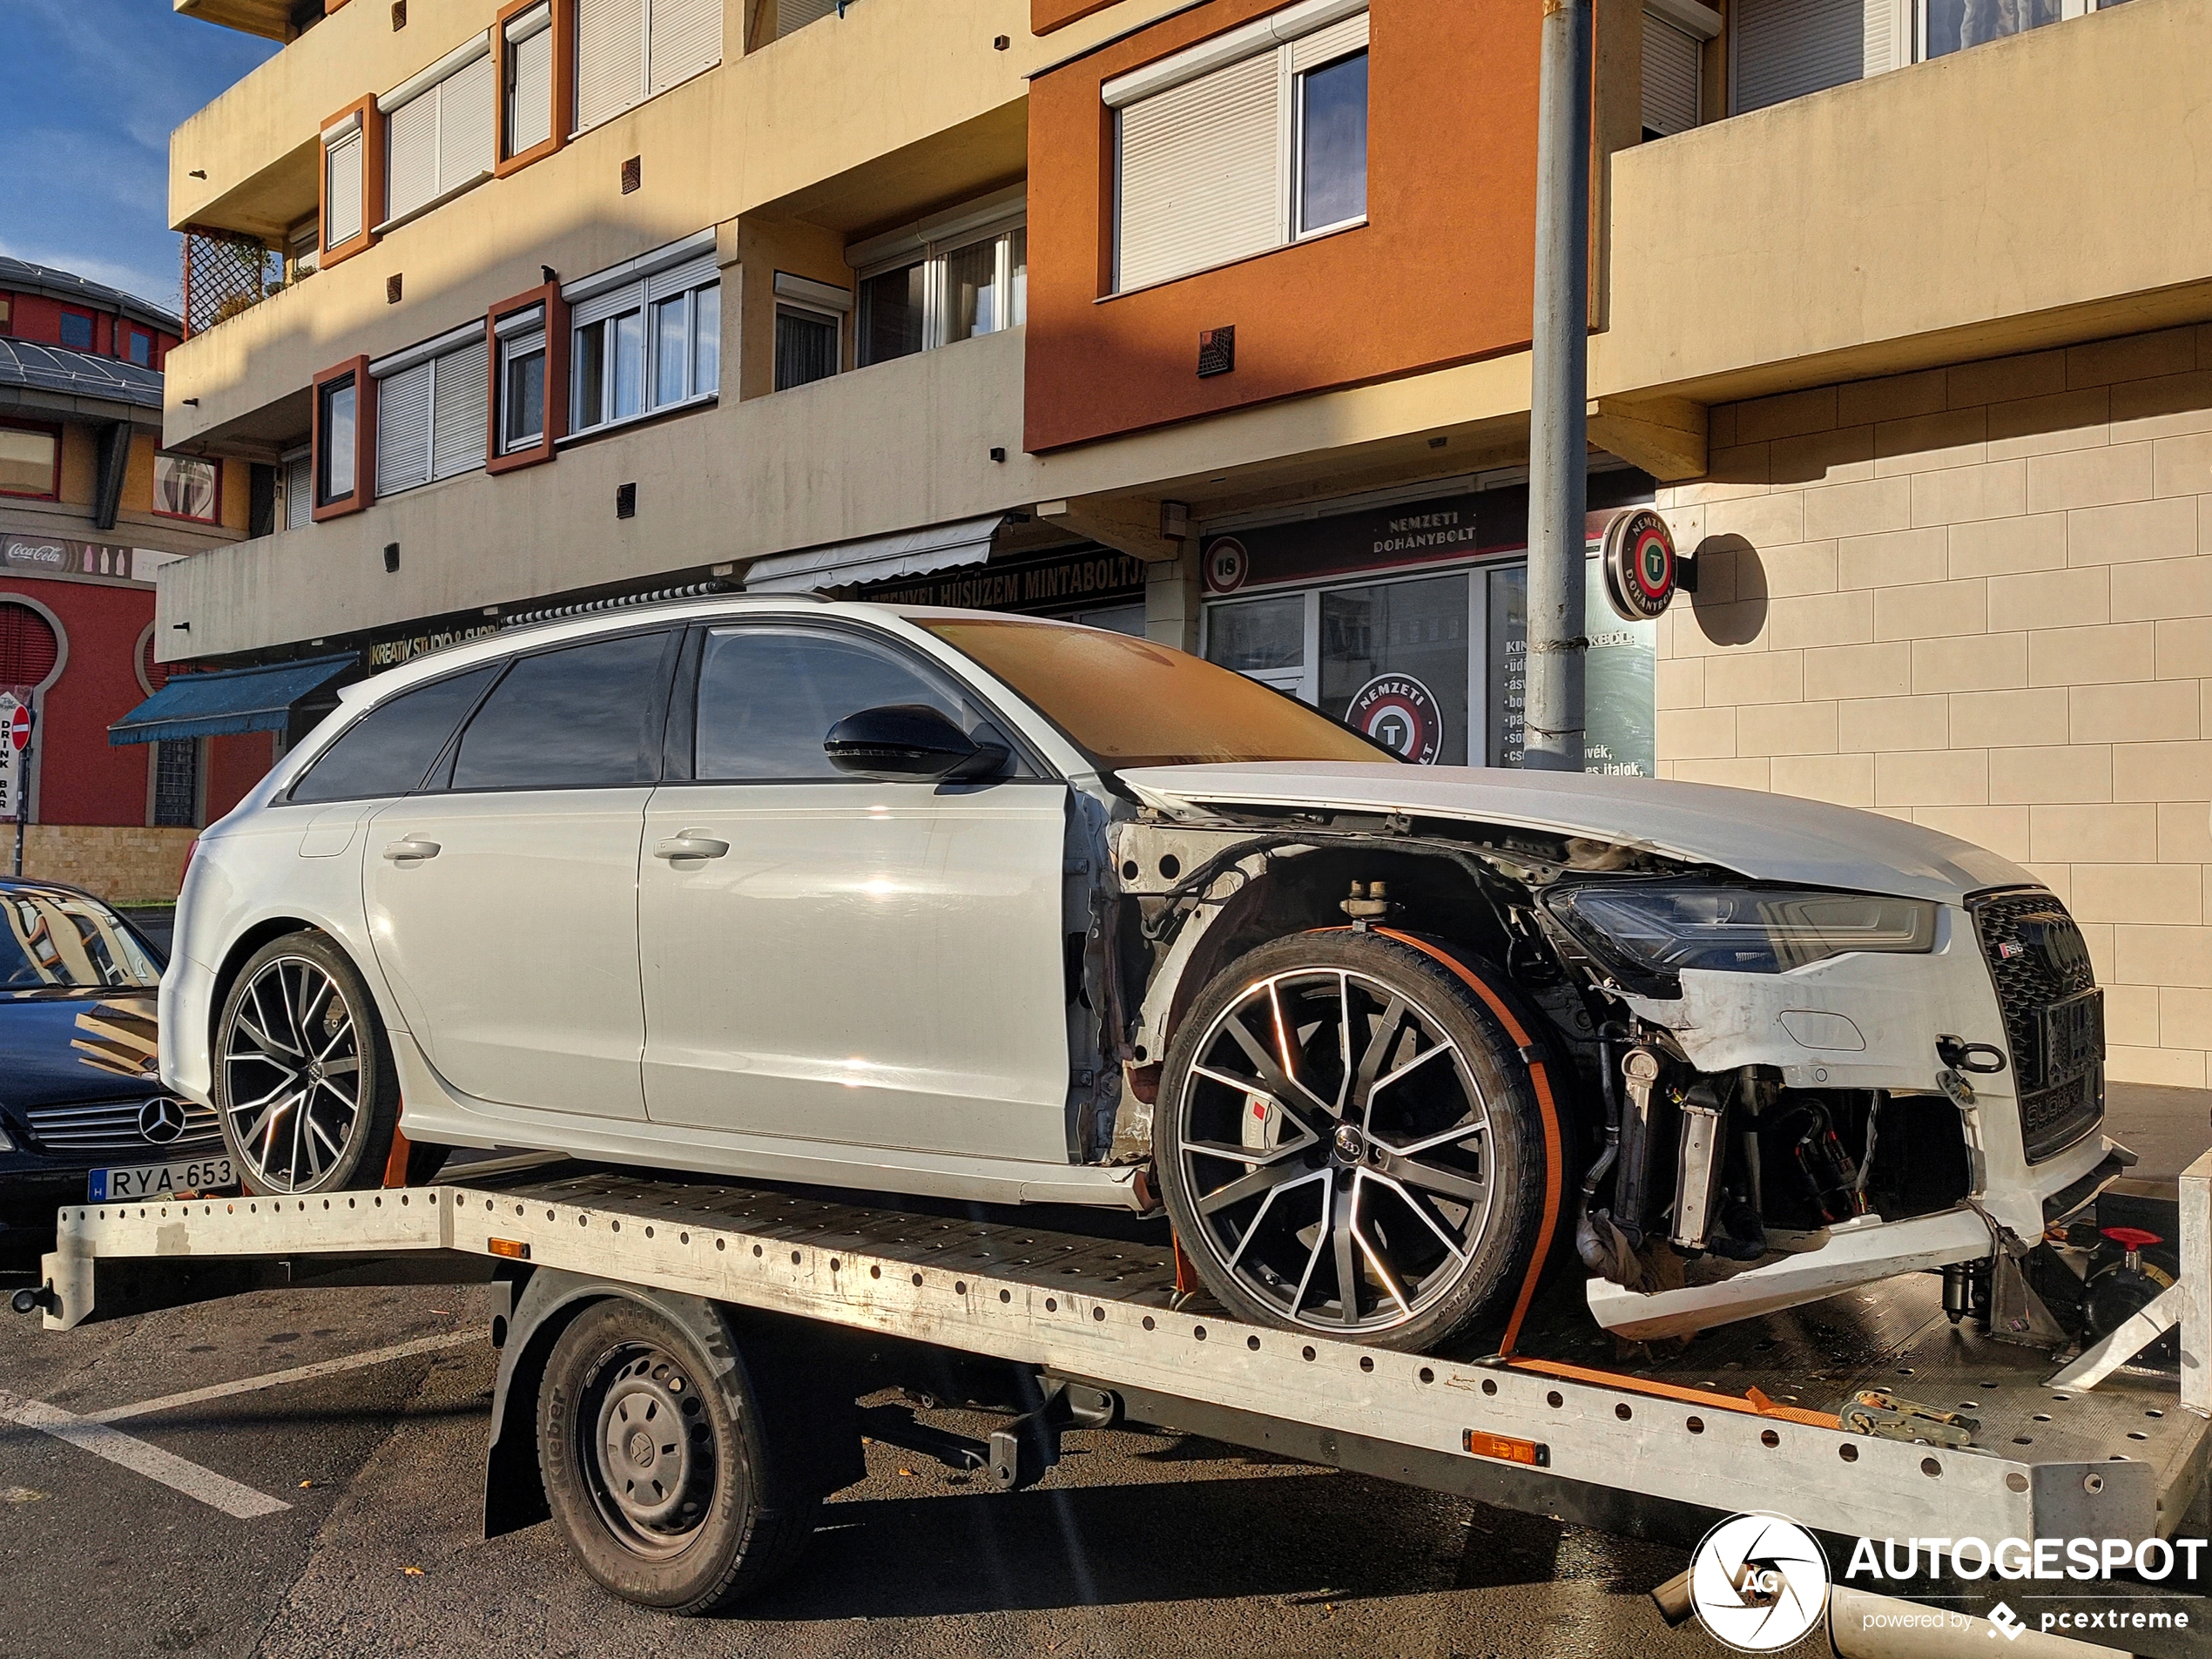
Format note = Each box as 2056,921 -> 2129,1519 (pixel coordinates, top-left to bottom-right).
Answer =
0,1390 -> 291,1520
87,1332 -> 478,1425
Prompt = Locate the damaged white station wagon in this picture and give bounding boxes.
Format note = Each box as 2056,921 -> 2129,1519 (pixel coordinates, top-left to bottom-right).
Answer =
165,601 -> 2128,1355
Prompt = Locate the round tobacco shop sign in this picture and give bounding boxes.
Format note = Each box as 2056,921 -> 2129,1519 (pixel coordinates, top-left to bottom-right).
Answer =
1601,509 -> 1680,622
1348,674 -> 1446,765
1201,536 -> 1250,594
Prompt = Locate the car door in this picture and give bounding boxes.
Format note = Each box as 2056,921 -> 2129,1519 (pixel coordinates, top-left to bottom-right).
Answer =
638,622 -> 1072,1161
363,628 -> 677,1119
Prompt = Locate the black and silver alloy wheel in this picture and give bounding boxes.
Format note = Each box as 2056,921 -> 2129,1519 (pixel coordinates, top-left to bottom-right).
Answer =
1157,931 -> 1551,1352
214,930 -> 403,1195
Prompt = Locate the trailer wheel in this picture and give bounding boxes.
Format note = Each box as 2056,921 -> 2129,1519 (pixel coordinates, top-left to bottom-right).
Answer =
537,1298 -> 819,1614
1156,930 -> 1554,1353
214,931 -> 401,1195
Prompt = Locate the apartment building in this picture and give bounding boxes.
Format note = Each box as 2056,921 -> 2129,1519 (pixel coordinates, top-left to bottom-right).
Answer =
0,259 -> 255,899
158,0 -> 2212,1081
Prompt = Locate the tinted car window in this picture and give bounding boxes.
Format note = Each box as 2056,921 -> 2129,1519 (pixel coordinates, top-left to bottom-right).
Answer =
1,888 -> 162,991
451,631 -> 671,791
695,628 -> 980,781
290,664 -> 500,803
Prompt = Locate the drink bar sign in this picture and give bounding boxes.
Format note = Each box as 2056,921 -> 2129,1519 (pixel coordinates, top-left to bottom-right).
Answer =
0,691 -> 30,820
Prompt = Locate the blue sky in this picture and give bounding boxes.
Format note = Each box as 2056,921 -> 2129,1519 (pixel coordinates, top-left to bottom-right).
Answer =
1,0 -> 279,315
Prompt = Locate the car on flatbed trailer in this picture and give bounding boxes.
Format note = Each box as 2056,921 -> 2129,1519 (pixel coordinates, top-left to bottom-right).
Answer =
163,600 -> 2130,1359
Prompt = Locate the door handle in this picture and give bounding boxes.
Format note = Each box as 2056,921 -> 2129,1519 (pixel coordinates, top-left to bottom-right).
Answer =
381,838 -> 441,861
653,833 -> 730,860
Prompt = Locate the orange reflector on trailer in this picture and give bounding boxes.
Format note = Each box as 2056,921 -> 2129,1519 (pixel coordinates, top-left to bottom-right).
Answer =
487,1238 -> 531,1260
1463,1429 -> 1548,1467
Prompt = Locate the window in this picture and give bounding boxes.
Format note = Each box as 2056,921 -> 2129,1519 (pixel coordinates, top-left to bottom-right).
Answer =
502,2 -> 555,159
382,38 -> 496,226
58,310 -> 95,352
323,114 -> 368,251
317,371 -> 361,507
498,308 -> 548,451
852,201 -> 1026,368
1925,0 -> 2059,57
127,330 -> 153,368
0,421 -> 61,500
291,663 -> 499,802
0,601 -> 60,687
450,631 -> 671,790
372,321 -> 489,494
153,738 -> 200,828
282,447 -> 313,529
573,0 -> 721,135
153,453 -> 221,523
775,307 -> 839,390
776,0 -> 839,37
566,237 -> 718,435
693,627 -> 984,782
0,295 -> 11,333
1109,6 -> 1368,293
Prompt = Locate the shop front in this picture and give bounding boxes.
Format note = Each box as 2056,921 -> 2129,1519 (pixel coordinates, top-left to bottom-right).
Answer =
855,542 -> 1149,635
1197,472 -> 1662,775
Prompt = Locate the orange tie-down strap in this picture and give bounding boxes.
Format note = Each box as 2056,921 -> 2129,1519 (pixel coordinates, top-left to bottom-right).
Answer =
1505,1357 -> 1844,1430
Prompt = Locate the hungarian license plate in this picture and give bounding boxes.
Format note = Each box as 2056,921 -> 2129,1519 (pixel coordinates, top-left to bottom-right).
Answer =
2041,988 -> 2104,1078
89,1155 -> 236,1203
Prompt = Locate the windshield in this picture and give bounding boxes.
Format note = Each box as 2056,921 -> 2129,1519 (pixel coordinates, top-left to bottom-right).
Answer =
920,617 -> 1392,771
0,889 -> 163,993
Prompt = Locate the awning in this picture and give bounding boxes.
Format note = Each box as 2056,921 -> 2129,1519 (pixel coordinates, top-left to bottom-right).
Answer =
109,654 -> 357,746
744,514 -> 1006,595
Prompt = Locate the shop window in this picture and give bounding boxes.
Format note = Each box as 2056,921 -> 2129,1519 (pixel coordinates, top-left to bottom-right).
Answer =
313,358 -> 372,517
852,197 -> 1025,368
573,0 -> 721,136
58,310 -> 95,351
1109,7 -> 1368,293
0,601 -> 61,688
153,738 -> 201,828
501,1 -> 556,165
372,320 -> 489,494
153,453 -> 222,523
566,235 -> 718,435
0,420 -> 62,500
381,37 -> 495,228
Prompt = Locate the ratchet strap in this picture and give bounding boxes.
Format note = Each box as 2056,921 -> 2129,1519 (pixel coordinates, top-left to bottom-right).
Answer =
1503,1359 -> 1843,1430
1370,928 -> 1565,1359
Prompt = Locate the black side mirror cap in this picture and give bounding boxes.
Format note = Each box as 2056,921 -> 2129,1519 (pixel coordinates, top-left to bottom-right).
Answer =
824,704 -> 1003,781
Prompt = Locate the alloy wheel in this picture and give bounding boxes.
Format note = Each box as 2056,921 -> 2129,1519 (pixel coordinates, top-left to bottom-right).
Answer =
1174,968 -> 1497,1333
220,954 -> 364,1192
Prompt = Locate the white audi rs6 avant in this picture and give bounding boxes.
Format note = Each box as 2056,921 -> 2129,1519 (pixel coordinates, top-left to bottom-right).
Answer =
165,599 -> 2128,1352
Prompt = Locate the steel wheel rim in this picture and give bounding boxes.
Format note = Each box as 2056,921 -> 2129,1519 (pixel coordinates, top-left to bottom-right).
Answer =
221,955 -> 363,1192
1176,967 -> 1497,1333
578,1342 -> 717,1559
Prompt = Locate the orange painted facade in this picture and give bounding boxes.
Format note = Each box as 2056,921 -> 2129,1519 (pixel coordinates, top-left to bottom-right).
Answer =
1023,0 -> 1541,454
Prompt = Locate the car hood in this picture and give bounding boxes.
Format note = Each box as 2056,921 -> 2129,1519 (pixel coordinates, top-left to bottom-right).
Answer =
0,991 -> 165,1116
1114,763 -> 2034,905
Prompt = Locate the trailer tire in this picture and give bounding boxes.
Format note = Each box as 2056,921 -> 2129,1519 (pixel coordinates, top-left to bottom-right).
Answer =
537,1298 -> 819,1614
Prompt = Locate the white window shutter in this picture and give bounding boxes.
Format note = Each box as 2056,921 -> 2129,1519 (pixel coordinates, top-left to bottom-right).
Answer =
576,0 -> 644,132
438,52 -> 496,190
509,12 -> 554,154
1642,12 -> 1701,135
1862,0 -> 1907,76
385,91 -> 439,222
1116,51 -> 1281,293
1291,10 -> 1367,71
1731,0 -> 1866,114
778,0 -> 839,37
430,345 -> 489,480
648,0 -> 721,93
376,362 -> 433,494
284,455 -> 313,529
325,131 -> 364,247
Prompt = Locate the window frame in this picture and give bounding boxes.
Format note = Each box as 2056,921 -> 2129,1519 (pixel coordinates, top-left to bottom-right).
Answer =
319,97 -> 385,267
570,0 -> 724,138
496,0 -> 570,176
768,270 -> 851,391
126,328 -> 154,368
57,308 -> 98,353
0,416 -> 64,502
152,451 -> 224,524
487,280 -> 570,473
562,235 -> 720,441
1291,45 -> 1369,239
284,658 -> 506,805
439,624 -> 682,796
376,34 -> 498,236
850,203 -> 1027,368
0,295 -> 12,334
312,355 -> 374,520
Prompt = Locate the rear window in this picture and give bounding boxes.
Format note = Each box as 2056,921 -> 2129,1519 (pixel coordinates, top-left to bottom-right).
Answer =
291,664 -> 500,803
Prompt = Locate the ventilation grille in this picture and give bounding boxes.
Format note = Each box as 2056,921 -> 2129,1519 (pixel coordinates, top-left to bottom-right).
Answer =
24,1096 -> 219,1157
1970,888 -> 2102,1163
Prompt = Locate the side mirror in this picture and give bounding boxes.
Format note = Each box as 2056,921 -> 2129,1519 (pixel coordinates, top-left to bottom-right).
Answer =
824,704 -> 1007,781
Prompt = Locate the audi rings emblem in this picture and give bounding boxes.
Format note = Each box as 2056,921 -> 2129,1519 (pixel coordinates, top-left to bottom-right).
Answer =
138,1096 -> 189,1144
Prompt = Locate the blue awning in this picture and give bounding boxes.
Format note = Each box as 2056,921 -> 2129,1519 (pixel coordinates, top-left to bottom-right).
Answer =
109,655 -> 358,746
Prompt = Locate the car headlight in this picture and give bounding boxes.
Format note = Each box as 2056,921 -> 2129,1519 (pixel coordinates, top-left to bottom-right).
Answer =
1545,881 -> 1938,977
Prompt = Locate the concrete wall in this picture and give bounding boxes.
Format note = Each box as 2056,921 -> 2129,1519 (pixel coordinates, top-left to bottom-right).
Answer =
1653,324 -> 2212,1087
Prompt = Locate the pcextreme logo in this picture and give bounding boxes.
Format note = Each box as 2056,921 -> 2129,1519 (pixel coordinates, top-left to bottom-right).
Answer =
1689,1513 -> 1831,1653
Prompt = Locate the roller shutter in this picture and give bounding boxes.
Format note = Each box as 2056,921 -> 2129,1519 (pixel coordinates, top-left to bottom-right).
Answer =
576,0 -> 644,132
1642,13 -> 1701,135
1116,50 -> 1281,293
385,91 -> 439,221
375,362 -> 434,495
438,51 -> 496,187
284,453 -> 313,529
324,128 -> 364,248
506,3 -> 554,155
430,346 -> 489,481
649,0 -> 721,93
1731,0 -> 1865,114
778,0 -> 839,36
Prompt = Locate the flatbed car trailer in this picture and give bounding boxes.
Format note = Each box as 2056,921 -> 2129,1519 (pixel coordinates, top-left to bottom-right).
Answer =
17,1152 -> 2212,1658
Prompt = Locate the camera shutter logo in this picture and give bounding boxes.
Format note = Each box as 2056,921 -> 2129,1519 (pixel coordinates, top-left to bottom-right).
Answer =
1347,674 -> 1444,765
1688,1513 -> 1831,1653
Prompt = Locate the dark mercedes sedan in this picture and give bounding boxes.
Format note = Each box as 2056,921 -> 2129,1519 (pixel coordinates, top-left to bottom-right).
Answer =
1,879 -> 227,1242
